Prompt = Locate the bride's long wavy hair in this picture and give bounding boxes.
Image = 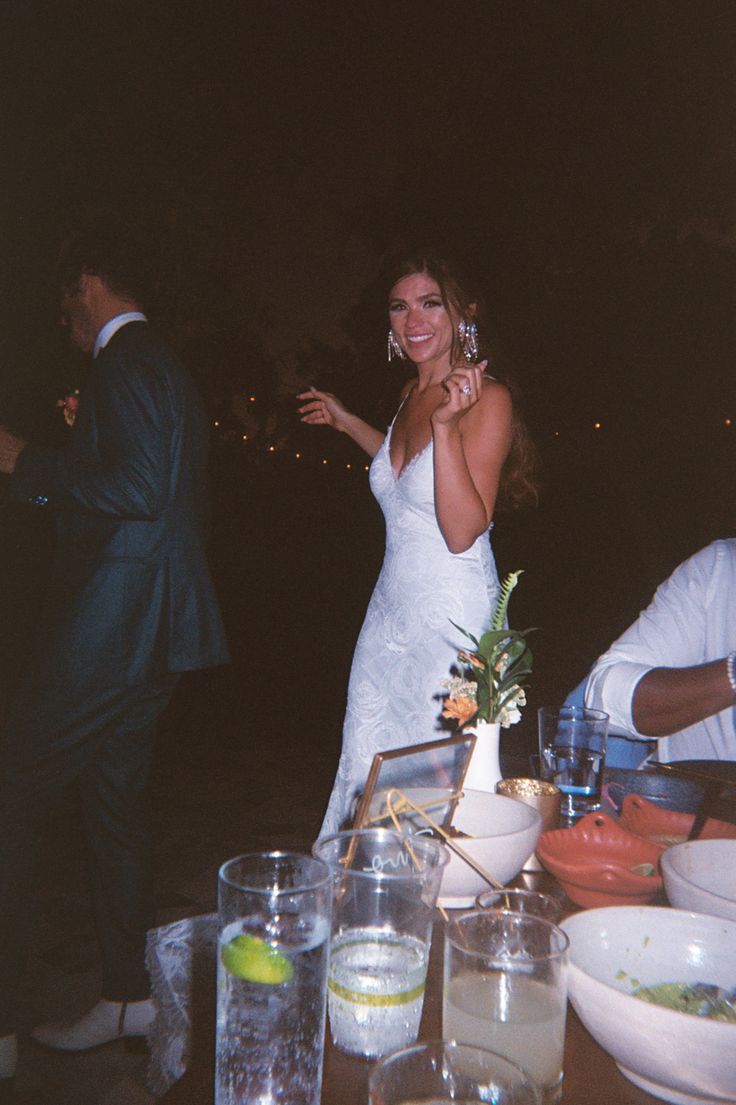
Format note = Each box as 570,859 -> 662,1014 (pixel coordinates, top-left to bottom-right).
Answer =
385,251 -> 539,511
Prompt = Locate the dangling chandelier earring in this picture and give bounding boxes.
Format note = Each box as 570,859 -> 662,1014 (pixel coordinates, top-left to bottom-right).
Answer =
458,318 -> 479,362
387,329 -> 406,362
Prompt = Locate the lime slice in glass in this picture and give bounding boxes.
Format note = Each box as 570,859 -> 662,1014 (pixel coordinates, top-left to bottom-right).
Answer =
221,933 -> 294,984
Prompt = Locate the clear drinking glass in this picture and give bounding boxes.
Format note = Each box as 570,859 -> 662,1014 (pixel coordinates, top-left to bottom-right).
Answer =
313,827 -> 449,1059
215,852 -> 332,1105
475,887 -> 563,923
538,705 -> 609,819
369,1039 -> 541,1105
444,910 -> 569,1105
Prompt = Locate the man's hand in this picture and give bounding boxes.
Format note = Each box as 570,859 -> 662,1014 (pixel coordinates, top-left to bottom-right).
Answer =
0,426 -> 27,474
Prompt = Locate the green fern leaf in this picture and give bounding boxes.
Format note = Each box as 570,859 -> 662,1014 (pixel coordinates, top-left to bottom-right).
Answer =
491,570 -> 524,631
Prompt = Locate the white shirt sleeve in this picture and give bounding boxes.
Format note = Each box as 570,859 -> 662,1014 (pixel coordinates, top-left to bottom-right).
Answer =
585,543 -> 721,737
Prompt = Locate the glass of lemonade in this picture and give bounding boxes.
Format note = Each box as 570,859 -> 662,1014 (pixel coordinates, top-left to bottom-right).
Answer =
369,1039 -> 541,1105
443,911 -> 569,1105
313,828 -> 449,1059
215,852 -> 332,1105
538,705 -> 609,819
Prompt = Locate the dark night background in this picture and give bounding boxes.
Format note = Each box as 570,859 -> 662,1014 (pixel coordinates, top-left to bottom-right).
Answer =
1,0 -> 736,806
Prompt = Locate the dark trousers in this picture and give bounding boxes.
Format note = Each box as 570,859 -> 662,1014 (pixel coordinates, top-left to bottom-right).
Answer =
0,671 -> 180,1035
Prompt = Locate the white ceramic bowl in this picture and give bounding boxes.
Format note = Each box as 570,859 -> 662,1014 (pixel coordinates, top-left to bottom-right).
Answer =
561,906 -> 736,1104
662,839 -> 736,922
437,790 -> 542,908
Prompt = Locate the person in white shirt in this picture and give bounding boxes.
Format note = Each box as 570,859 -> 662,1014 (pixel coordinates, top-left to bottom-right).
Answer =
585,539 -> 736,763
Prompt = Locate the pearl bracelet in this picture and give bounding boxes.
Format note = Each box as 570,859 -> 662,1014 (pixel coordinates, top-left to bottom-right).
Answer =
727,651 -> 736,696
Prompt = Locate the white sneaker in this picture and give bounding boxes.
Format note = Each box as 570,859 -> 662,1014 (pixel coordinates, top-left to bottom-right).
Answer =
31,998 -> 155,1052
0,1034 -> 17,1079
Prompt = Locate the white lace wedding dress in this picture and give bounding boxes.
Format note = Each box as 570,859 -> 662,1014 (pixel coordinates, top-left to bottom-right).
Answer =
319,416 -> 500,837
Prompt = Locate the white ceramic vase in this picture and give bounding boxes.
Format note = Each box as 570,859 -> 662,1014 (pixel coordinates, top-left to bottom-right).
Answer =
463,720 -> 502,792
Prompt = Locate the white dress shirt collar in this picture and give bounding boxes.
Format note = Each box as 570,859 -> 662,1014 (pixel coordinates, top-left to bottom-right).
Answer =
93,312 -> 147,359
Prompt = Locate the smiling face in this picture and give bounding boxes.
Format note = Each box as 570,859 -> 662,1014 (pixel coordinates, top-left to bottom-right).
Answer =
388,272 -> 459,369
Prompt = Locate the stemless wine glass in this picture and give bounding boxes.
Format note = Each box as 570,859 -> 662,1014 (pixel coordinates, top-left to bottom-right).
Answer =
369,1039 -> 541,1104
475,887 -> 563,923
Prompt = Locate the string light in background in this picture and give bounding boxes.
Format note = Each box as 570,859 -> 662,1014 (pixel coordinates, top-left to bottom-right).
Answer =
211,414 -> 735,473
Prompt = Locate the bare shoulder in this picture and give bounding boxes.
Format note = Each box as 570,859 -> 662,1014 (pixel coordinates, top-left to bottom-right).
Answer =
399,378 -> 418,400
480,374 -> 509,394
458,377 -> 512,455
477,376 -> 512,419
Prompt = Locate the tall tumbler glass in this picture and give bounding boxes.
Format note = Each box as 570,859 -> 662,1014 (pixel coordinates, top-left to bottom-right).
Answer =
444,910 -> 569,1105
313,828 -> 449,1059
538,705 -> 609,819
215,852 -> 332,1105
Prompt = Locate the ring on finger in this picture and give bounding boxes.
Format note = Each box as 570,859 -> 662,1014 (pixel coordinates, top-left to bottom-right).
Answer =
462,384 -> 472,395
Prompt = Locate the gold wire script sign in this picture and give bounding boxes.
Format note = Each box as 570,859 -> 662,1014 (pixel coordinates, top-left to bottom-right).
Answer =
382,787 -> 505,892
351,733 -> 477,834
347,736 -> 512,920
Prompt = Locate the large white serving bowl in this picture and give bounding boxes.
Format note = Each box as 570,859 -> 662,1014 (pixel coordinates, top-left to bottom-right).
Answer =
437,790 -> 542,908
661,839 -> 736,922
561,906 -> 736,1105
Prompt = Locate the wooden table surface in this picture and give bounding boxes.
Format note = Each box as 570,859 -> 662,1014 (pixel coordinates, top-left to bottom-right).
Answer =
158,871 -> 663,1104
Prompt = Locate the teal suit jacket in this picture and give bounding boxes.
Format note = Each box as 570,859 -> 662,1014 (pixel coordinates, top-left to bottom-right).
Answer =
10,321 -> 229,689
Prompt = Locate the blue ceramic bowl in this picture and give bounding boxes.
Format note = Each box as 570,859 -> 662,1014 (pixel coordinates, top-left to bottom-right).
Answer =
602,768 -> 704,815
664,760 -> 736,823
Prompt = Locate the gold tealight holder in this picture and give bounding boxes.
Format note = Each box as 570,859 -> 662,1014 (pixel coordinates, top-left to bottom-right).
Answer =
496,778 -> 561,871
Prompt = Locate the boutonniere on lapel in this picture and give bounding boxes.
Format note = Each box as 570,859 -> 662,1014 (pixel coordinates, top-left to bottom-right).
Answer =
56,389 -> 80,427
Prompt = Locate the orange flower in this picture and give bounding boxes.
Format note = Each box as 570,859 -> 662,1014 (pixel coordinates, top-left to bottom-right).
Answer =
57,390 -> 80,427
441,695 -> 477,725
458,650 -> 484,670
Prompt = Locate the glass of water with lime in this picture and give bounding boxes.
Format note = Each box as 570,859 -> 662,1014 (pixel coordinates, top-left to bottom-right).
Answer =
216,852 -> 332,1105
313,828 -> 449,1059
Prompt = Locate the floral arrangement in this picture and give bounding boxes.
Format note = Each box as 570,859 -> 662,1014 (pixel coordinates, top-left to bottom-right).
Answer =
57,389 -> 80,427
441,570 -> 534,729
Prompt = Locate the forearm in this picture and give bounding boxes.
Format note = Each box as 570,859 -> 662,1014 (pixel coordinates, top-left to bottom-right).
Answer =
431,423 -> 490,553
297,388 -> 385,457
338,413 -> 385,459
632,657 -> 736,736
12,441 -> 168,519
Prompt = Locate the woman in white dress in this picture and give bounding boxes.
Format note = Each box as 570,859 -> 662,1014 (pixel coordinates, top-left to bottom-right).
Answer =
298,254 -> 535,836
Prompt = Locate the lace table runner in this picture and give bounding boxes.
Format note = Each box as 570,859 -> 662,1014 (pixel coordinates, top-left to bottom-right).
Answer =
145,912 -> 218,1096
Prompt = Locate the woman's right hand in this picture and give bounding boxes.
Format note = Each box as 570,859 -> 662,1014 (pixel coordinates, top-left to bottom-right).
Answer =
297,387 -> 349,432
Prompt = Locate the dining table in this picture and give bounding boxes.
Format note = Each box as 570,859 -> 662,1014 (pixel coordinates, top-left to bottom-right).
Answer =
156,867 -> 666,1104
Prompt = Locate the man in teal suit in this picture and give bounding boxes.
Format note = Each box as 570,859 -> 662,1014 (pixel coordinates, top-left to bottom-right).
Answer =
0,221 -> 229,1079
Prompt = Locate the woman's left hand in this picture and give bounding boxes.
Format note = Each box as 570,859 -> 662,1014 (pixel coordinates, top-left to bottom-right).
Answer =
431,361 -> 488,426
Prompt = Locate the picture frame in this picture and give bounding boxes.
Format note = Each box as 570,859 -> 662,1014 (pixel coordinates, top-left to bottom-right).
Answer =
351,732 -> 477,834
